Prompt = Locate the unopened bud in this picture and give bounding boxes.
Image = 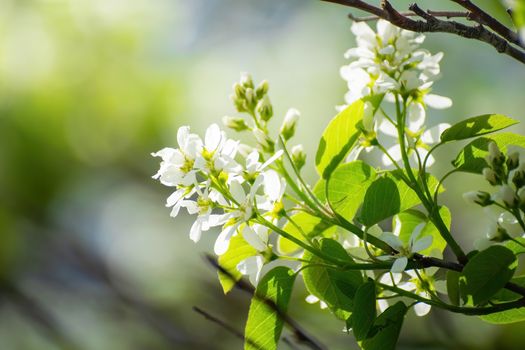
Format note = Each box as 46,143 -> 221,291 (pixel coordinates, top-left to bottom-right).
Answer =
256,95 -> 273,121
498,185 -> 518,208
233,83 -> 246,99
253,128 -> 275,153
255,80 -> 269,99
240,72 -> 254,88
512,169 -> 525,189
487,223 -> 511,242
483,167 -> 499,185
462,191 -> 493,206
291,144 -> 306,170
507,151 -> 520,171
245,88 -> 256,107
222,116 -> 248,131
280,108 -> 300,141
485,142 -> 505,168
231,94 -> 246,112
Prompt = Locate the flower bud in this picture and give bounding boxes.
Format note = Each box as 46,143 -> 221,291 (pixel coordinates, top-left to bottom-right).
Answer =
462,191 -> 493,206
256,95 -> 273,121
280,108 -> 300,141
485,142 -> 505,168
240,72 -> 254,88
483,167 -> 499,185
512,169 -> 525,189
253,128 -> 275,153
498,185 -> 518,208
291,144 -> 306,170
255,80 -> 269,99
222,116 -> 248,131
245,88 -> 256,107
233,83 -> 246,99
231,94 -> 246,112
507,151 -> 520,171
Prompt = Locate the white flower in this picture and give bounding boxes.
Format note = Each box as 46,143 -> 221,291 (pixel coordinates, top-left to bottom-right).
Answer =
397,268 -> 445,316
243,149 -> 284,181
152,126 -> 203,187
257,169 -> 286,218
195,123 -> 241,176
241,224 -> 269,252
236,257 -> 299,286
379,220 -> 433,273
214,177 -> 263,255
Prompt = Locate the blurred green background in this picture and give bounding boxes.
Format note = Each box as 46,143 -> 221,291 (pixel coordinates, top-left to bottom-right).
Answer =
1,0 -> 524,349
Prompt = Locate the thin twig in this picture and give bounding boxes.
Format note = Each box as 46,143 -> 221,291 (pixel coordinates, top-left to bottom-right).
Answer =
321,0 -> 525,64
205,255 -> 327,350
193,306 -> 246,341
348,10 -> 470,22
449,0 -> 522,47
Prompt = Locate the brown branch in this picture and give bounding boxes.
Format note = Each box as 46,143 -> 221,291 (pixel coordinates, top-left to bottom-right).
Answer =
348,10 -> 470,22
450,0 -> 522,47
321,0 -> 525,64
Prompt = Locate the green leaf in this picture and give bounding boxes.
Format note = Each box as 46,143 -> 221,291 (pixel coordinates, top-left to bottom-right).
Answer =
277,212 -> 334,255
312,178 -> 327,203
480,276 -> 525,324
327,161 -> 376,222
218,234 -> 257,294
504,237 -> 525,256
244,267 -> 296,350
514,0 -> 525,27
447,270 -> 461,306
302,239 -> 363,319
461,245 -> 517,305
359,170 -> 440,226
315,100 -> 364,179
352,280 -> 376,341
361,302 -> 407,350
440,114 -> 517,142
453,133 -> 525,173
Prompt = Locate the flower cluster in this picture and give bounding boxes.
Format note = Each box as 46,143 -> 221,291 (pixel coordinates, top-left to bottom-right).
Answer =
341,20 -> 452,167
463,142 -> 525,248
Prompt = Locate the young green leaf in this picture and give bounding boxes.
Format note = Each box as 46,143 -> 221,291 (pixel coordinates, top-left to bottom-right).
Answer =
361,302 -> 407,350
244,266 -> 296,350
277,212 -> 334,255
461,245 -> 517,305
302,239 -> 364,319
453,133 -> 525,173
440,114 -> 517,142
315,100 -> 364,179
352,280 -> 377,341
479,276 -> 525,324
358,170 -> 441,226
327,161 -> 376,222
218,234 -> 258,294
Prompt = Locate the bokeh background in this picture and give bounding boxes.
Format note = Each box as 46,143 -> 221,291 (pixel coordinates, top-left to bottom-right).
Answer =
1,0 -> 525,349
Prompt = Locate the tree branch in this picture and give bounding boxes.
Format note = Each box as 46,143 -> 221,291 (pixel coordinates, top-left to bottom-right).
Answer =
321,0 -> 525,64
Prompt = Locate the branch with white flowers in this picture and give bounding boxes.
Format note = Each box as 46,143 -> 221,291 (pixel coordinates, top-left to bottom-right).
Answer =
322,0 -> 525,64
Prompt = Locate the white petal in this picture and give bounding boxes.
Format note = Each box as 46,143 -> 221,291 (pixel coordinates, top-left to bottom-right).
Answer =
424,94 -> 452,109
229,180 -> 246,204
260,150 -> 284,170
398,281 -> 416,292
237,255 -> 264,286
414,302 -> 431,316
177,126 -> 190,148
421,123 -> 450,144
407,103 -> 425,132
380,232 -> 403,249
263,170 -> 281,202
391,257 -> 408,273
242,225 -> 267,252
377,299 -> 389,313
189,219 -> 203,243
166,188 -> 186,207
214,224 -> 238,255
205,123 -> 222,151
378,119 -> 398,137
412,235 -> 433,253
